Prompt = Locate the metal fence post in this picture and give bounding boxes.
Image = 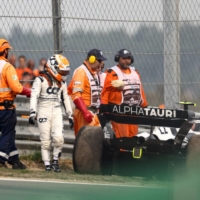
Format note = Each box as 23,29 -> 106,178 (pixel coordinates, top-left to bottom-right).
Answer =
163,0 -> 180,108
52,0 -> 62,54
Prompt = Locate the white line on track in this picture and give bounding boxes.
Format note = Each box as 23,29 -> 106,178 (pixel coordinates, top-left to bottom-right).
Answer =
0,177 -> 163,188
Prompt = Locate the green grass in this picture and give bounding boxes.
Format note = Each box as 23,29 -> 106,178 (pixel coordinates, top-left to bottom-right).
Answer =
0,152 -> 171,187
0,166 -> 167,187
20,151 -> 43,162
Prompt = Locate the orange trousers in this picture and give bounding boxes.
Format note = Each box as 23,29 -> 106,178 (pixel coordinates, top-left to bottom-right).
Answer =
73,109 -> 100,136
111,121 -> 138,138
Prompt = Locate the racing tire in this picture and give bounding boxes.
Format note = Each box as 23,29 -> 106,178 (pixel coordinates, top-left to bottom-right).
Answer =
73,126 -> 104,174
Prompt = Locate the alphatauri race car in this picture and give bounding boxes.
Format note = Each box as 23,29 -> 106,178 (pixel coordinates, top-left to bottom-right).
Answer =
73,102 -> 200,178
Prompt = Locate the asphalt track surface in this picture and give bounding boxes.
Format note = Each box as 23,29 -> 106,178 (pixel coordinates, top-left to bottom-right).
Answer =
0,178 -> 170,200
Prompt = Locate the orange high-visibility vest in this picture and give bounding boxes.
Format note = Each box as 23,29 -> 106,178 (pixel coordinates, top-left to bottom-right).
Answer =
0,57 -> 23,109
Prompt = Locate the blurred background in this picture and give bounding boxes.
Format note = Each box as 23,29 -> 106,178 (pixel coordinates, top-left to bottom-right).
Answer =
1,0 -> 200,110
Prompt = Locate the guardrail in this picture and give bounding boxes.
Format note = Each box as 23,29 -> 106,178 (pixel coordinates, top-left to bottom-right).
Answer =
15,96 -> 151,157
15,95 -> 75,157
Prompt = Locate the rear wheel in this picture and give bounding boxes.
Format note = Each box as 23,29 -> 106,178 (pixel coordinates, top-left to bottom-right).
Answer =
73,126 -> 104,174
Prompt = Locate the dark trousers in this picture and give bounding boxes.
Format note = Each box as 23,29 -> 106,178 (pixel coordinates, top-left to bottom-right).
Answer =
0,109 -> 18,163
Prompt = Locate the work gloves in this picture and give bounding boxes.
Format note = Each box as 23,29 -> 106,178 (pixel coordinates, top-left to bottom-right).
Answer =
73,97 -> 93,123
20,87 -> 31,98
111,80 -> 125,90
29,111 -> 37,125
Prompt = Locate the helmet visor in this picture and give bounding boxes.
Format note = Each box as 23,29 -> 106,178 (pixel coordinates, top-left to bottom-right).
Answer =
57,69 -> 70,76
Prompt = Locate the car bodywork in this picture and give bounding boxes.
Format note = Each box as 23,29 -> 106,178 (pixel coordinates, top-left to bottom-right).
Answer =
73,103 -> 200,177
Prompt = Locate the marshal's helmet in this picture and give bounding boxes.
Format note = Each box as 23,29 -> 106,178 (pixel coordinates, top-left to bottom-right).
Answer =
0,38 -> 12,52
46,54 -> 70,82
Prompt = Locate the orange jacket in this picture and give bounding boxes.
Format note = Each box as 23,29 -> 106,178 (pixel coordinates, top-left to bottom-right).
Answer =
68,61 -> 97,106
24,67 -> 33,76
16,67 -> 33,80
0,56 -> 23,109
101,66 -> 148,138
101,66 -> 148,107
33,69 -> 39,77
15,67 -> 24,80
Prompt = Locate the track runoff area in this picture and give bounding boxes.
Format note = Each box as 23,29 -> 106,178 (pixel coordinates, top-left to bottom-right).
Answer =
0,178 -> 172,200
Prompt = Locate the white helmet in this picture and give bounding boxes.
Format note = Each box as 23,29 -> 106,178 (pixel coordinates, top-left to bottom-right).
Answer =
46,54 -> 70,82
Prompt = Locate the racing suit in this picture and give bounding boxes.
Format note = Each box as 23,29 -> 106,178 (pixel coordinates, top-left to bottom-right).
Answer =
30,73 -> 72,163
101,66 -> 148,138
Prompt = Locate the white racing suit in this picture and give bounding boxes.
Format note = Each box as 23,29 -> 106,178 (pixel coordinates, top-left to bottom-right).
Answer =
30,75 -> 72,162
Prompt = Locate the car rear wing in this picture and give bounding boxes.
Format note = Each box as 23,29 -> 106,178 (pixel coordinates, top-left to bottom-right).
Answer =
99,104 -> 200,127
98,104 -> 200,151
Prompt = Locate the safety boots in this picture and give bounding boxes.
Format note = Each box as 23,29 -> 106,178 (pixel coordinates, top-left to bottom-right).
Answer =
51,160 -> 61,172
8,158 -> 26,169
45,165 -> 52,171
44,160 -> 61,172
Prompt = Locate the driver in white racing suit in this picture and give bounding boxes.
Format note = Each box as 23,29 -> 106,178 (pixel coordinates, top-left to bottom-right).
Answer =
29,54 -> 73,172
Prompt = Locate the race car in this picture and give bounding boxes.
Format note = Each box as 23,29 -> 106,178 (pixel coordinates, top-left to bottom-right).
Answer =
138,122 -> 200,149
73,102 -> 200,178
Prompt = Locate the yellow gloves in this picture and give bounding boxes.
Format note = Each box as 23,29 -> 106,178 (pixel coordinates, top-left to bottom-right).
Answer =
111,80 -> 125,90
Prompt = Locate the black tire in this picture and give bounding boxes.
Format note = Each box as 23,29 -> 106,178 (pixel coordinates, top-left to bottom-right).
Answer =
73,126 -> 104,174
186,134 -> 200,175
